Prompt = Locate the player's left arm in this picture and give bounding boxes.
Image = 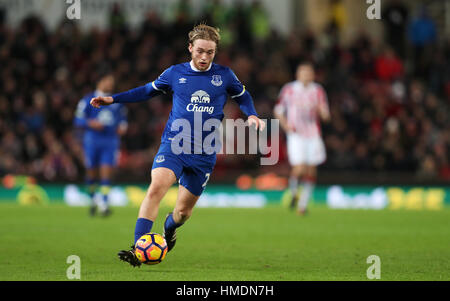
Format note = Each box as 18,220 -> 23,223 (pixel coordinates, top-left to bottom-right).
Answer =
117,105 -> 128,136
227,69 -> 266,132
317,86 -> 330,123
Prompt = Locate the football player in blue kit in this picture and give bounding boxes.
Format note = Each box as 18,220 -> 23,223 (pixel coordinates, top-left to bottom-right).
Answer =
74,72 -> 128,217
90,24 -> 265,267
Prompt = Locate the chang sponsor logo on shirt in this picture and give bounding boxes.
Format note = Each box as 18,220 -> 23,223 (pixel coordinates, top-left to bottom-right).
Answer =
186,90 -> 214,114
97,109 -> 114,126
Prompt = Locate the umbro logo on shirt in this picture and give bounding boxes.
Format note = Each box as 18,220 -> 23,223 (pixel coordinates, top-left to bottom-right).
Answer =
179,78 -> 187,84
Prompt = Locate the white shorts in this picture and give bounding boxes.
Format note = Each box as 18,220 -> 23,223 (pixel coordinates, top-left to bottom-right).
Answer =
287,133 -> 326,166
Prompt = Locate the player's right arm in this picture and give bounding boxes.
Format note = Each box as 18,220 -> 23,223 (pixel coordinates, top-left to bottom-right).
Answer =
90,67 -> 173,108
74,97 -> 105,131
90,83 -> 157,108
74,98 -> 89,127
273,109 -> 291,133
273,85 -> 294,133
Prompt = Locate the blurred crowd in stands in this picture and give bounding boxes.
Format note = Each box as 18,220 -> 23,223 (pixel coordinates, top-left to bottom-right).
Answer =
0,0 -> 449,183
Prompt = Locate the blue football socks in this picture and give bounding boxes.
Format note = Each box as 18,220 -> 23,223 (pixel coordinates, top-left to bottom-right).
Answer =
134,218 -> 154,244
99,179 -> 111,206
86,178 -> 97,199
164,212 -> 184,231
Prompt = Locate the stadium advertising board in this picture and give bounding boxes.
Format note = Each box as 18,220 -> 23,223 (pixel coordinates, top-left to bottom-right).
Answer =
324,185 -> 446,210
0,177 -> 449,210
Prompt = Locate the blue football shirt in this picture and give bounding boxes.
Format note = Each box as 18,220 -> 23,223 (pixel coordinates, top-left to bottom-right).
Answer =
151,61 -> 257,154
74,90 -> 128,145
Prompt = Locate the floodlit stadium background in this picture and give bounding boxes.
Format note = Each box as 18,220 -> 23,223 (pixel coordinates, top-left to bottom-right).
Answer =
0,0 -> 449,209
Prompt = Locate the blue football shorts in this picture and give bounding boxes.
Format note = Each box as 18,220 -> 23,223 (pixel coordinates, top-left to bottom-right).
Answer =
83,139 -> 119,169
151,143 -> 216,196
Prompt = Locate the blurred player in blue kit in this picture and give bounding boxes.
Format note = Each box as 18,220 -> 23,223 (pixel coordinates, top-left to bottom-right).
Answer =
74,71 -> 128,217
90,24 -> 265,267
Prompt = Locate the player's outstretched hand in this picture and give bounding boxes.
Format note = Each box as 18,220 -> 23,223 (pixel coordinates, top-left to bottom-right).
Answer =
90,96 -> 114,108
248,115 -> 266,132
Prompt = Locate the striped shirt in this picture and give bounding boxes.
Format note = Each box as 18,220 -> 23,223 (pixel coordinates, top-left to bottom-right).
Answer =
274,81 -> 329,138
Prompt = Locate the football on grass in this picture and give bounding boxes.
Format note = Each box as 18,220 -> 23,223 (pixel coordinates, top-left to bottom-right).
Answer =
135,232 -> 168,265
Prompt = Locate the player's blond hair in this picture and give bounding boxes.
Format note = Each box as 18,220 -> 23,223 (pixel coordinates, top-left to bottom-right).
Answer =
188,24 -> 221,48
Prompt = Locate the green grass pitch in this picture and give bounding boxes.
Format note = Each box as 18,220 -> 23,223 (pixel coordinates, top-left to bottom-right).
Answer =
0,203 -> 449,281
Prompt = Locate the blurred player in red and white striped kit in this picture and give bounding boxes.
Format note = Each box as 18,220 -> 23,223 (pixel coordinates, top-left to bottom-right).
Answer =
274,62 -> 330,215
